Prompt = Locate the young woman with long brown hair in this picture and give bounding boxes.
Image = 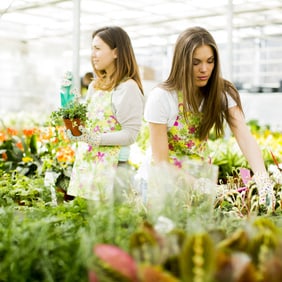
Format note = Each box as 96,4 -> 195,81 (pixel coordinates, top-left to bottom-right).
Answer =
144,26 -> 274,208
67,26 -> 144,200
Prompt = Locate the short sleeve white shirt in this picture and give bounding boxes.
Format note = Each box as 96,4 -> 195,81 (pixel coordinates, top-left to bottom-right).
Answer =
144,87 -> 237,129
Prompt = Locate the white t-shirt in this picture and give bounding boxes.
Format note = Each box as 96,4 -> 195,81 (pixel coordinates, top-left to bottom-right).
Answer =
144,87 -> 237,129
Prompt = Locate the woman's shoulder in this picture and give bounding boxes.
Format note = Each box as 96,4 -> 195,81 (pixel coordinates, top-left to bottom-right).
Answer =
144,86 -> 178,124
118,78 -> 139,89
115,78 -> 142,95
148,86 -> 177,103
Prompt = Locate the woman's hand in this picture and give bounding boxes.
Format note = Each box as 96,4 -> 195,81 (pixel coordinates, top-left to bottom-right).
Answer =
66,125 -> 101,147
253,172 -> 275,211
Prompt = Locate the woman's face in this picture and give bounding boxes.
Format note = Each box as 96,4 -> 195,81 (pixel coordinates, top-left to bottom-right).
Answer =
192,45 -> 215,88
91,35 -> 117,74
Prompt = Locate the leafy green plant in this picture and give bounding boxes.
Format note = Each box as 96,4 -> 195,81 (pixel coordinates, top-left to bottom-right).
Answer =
49,100 -> 88,126
49,71 -> 88,127
0,131 -> 41,176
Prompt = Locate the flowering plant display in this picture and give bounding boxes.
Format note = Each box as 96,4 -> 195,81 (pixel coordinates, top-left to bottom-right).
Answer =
0,114 -> 282,281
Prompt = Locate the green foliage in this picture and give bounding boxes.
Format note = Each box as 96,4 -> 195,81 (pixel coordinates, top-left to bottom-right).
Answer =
0,199 -> 90,282
209,138 -> 249,182
0,134 -> 41,176
1,115 -> 282,281
0,175 -> 143,281
49,100 -> 88,126
180,233 -> 215,282
0,171 -> 50,207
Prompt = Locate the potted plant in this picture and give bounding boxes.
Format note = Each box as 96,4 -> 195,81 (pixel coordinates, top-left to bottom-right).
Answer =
50,101 -> 87,136
50,71 -> 88,136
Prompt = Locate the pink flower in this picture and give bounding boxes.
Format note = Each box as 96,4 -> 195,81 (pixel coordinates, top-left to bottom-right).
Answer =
97,151 -> 105,161
186,140 -> 195,148
173,116 -> 180,126
94,126 -> 100,133
188,127 -> 196,134
173,135 -> 180,141
173,158 -> 182,168
89,244 -> 138,282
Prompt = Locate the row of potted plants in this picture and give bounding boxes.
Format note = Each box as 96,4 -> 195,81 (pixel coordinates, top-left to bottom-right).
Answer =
0,112 -> 282,281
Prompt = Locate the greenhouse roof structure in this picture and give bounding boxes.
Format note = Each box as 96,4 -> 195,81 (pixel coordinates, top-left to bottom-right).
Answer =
1,0 -> 282,54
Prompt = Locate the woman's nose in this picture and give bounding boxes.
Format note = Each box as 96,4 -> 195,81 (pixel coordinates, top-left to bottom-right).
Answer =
200,63 -> 207,72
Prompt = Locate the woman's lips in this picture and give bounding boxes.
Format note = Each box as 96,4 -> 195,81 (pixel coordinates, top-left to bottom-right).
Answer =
198,76 -> 208,81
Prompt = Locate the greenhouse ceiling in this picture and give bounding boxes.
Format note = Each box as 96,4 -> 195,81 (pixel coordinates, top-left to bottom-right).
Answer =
1,0 -> 282,55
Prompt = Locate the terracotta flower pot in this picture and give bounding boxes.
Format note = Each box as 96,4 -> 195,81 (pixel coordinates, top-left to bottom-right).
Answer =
63,118 -> 83,136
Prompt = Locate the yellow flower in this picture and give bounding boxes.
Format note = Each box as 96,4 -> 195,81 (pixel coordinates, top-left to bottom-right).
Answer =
22,156 -> 33,163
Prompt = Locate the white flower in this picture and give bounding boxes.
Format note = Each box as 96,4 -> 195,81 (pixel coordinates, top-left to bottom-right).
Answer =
268,164 -> 282,184
61,78 -> 72,87
63,71 -> 73,80
70,87 -> 80,98
155,216 -> 175,234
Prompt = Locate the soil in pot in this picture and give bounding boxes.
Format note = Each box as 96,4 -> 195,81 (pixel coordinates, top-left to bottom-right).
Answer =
63,118 -> 83,136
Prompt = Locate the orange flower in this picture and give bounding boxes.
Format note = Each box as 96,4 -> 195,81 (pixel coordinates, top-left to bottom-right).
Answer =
0,132 -> 6,142
1,152 -> 7,160
56,145 -> 75,163
16,141 -> 23,150
39,127 -> 53,141
7,128 -> 18,136
23,128 -> 36,137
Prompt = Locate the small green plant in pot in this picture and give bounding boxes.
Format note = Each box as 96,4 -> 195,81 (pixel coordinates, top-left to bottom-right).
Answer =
50,71 -> 88,136
50,100 -> 88,136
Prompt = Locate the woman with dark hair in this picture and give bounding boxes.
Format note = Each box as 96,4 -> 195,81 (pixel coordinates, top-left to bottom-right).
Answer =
144,26 -> 274,208
67,26 -> 144,199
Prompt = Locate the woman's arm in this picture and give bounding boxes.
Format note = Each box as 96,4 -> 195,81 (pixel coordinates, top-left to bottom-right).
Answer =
149,122 -> 170,164
228,105 -> 275,208
228,105 -> 267,174
101,80 -> 144,146
68,80 -> 144,147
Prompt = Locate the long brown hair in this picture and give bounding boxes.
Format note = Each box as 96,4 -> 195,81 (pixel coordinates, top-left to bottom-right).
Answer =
91,26 -> 143,94
161,26 -> 243,140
